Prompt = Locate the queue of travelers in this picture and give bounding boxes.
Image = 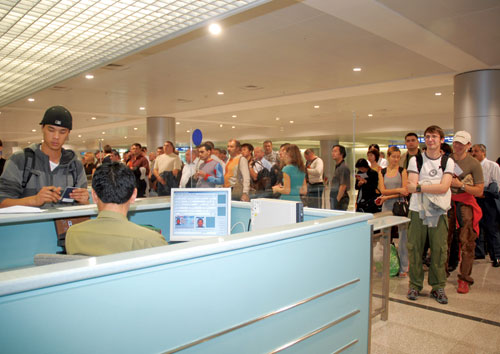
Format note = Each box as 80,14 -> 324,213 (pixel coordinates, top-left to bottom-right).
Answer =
0,106 -> 499,304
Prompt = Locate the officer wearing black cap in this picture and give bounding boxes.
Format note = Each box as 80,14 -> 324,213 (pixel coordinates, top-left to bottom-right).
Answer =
0,106 -> 88,208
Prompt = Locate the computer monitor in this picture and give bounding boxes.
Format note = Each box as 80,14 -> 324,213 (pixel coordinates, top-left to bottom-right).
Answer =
169,188 -> 232,242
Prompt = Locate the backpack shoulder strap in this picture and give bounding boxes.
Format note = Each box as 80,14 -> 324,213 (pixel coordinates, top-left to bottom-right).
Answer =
398,166 -> 404,174
381,168 -> 387,177
70,160 -> 79,187
22,148 -> 36,189
416,153 -> 423,172
440,154 -> 449,172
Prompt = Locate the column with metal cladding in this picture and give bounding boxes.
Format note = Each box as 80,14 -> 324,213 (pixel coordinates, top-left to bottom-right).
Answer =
454,69 -> 500,160
147,116 -> 176,151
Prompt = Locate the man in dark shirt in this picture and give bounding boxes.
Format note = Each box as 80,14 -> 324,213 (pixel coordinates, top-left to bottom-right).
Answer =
330,145 -> 350,210
127,143 -> 150,197
400,132 -> 421,170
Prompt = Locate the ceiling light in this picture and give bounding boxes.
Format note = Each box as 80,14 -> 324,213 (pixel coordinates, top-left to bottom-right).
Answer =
102,132 -> 105,135
289,120 -> 294,124
27,141 -> 31,144
133,127 -> 138,130
217,91 -> 224,95
31,129 -> 36,132
91,117 -> 96,120
435,92 -> 442,96
124,136 -> 127,139
368,114 -> 373,117
78,135 -> 82,138
82,141 -> 85,143
186,130 -> 191,133
176,122 -> 180,125
208,23 -> 222,35
139,107 -> 145,110
232,115 -> 237,118
85,74 -> 94,79
28,98 -> 35,102
353,67 -> 362,72
232,126 -> 236,129
275,117 -> 280,121
219,124 -> 223,127
314,105 -> 320,109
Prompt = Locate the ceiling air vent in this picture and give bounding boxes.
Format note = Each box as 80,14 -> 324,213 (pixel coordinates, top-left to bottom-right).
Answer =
50,85 -> 71,91
240,85 -> 263,90
102,63 -> 127,71
177,98 -> 193,103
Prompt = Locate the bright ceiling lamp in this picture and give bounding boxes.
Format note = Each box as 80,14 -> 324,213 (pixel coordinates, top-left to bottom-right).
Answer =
209,23 -> 222,35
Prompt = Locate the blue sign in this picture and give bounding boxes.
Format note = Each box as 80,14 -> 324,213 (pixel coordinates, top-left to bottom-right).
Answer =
192,129 -> 203,146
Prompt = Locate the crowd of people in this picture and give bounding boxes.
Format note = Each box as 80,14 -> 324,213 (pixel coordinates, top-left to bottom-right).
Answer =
1,107 -> 500,306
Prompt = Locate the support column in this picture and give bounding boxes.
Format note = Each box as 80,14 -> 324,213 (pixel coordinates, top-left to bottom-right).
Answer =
147,116 -> 176,151
454,69 -> 500,160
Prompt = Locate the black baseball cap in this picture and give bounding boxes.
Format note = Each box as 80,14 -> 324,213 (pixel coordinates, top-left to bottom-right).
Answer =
39,106 -> 72,130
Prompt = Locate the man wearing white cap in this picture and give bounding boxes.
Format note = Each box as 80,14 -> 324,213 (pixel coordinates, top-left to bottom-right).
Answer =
447,130 -> 484,294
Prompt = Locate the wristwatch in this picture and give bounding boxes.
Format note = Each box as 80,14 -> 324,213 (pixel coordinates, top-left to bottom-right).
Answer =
460,183 -> 466,191
416,184 -> 421,193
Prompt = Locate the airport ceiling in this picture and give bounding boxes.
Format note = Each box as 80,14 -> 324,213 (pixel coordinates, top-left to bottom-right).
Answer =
1,0 -> 499,150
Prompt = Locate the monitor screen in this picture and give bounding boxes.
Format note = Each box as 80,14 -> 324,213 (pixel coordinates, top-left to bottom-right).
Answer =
170,188 -> 232,242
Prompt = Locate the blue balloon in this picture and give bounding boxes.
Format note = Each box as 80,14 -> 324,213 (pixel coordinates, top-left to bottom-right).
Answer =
192,129 -> 203,146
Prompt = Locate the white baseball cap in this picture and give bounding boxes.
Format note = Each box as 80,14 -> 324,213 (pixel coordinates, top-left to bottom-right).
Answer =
453,131 -> 471,145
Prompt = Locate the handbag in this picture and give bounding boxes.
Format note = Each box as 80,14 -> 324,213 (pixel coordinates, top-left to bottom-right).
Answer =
392,197 -> 409,217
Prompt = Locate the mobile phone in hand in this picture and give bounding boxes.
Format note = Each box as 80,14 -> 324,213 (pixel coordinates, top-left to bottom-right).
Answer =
60,187 -> 77,203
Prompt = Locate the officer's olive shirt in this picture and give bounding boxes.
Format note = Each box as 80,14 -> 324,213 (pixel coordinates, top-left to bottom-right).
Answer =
66,210 -> 167,256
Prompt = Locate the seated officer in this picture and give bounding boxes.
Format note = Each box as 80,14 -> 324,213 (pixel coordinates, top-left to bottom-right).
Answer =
66,162 -> 167,256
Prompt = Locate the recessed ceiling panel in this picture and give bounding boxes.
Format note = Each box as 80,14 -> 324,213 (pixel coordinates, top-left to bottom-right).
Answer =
0,0 -> 269,107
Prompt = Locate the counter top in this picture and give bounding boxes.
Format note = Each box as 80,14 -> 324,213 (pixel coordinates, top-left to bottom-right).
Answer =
0,196 -> 171,224
0,208 -> 372,296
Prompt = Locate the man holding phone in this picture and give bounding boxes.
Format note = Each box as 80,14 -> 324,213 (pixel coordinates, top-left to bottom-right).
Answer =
0,106 -> 88,208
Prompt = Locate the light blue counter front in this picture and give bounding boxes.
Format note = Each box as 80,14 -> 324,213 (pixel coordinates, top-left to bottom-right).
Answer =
0,200 -> 372,354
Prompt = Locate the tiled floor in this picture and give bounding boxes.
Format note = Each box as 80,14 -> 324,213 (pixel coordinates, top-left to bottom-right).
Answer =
371,258 -> 500,354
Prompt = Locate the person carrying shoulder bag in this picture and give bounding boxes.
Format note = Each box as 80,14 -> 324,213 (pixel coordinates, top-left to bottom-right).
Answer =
377,146 -> 409,277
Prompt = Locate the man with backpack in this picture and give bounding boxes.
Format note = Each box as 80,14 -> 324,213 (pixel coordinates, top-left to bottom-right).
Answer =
0,106 -> 88,208
406,125 -> 454,304
250,146 -> 273,197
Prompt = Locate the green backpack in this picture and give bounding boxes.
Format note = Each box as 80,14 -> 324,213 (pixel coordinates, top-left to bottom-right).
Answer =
390,244 -> 400,277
